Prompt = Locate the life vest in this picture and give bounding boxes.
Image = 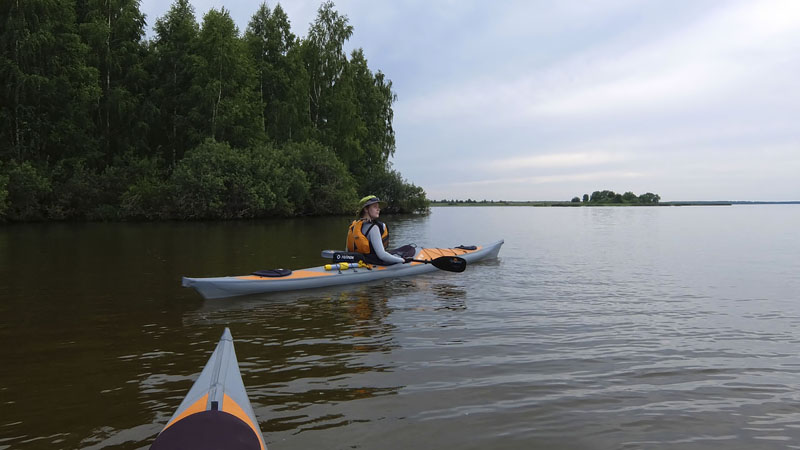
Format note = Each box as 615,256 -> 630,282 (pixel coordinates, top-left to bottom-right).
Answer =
346,219 -> 389,255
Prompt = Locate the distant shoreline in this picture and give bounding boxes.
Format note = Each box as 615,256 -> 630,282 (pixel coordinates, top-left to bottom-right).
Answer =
430,201 -> 800,207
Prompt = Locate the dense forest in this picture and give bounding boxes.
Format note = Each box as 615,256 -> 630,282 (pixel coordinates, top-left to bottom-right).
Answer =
0,0 -> 428,222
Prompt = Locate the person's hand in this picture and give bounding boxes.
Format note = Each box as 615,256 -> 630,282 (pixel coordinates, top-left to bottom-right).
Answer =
403,256 -> 414,263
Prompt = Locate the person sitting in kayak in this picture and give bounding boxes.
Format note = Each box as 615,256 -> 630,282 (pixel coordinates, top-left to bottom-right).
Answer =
347,195 -> 407,265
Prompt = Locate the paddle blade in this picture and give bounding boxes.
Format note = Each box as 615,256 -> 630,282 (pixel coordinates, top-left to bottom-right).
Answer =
431,256 -> 467,273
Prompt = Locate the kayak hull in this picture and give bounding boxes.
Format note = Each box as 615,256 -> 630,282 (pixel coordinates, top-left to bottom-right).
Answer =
183,240 -> 503,300
151,328 -> 266,449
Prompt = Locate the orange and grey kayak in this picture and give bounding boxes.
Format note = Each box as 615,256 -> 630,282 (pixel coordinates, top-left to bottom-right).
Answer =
182,240 -> 504,299
151,328 -> 266,450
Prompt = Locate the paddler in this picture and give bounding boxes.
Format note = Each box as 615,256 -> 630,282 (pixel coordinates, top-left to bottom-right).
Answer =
346,195 -> 408,265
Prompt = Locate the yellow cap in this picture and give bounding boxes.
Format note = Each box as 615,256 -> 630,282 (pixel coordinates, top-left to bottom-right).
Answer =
357,195 -> 386,213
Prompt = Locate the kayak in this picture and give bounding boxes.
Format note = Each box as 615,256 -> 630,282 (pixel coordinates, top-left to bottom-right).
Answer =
151,328 -> 266,450
150,328 -> 266,449
182,239 -> 504,300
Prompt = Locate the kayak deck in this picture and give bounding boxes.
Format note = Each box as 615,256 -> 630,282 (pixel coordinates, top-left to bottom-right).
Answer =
151,328 -> 266,450
182,240 -> 503,299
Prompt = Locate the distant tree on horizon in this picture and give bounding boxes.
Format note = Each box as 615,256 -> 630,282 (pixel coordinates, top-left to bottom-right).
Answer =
584,190 -> 661,205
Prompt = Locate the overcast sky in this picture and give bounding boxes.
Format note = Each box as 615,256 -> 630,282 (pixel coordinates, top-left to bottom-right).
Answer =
139,0 -> 800,201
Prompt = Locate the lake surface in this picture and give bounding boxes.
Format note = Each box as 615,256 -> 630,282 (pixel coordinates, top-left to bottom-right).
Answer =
2,205 -> 800,449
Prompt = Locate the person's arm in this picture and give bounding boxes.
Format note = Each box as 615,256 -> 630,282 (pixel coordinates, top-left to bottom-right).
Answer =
367,225 -> 405,264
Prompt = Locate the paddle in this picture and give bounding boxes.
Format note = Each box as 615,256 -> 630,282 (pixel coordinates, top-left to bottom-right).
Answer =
409,256 -> 467,273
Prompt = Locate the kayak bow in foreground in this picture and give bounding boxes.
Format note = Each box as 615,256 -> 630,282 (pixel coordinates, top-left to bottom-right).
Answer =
151,328 -> 266,450
182,240 -> 504,300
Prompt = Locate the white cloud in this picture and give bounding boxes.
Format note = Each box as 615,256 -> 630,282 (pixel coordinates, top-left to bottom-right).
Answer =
138,0 -> 800,201
488,151 -> 631,171
449,170 -> 648,188
402,0 -> 800,123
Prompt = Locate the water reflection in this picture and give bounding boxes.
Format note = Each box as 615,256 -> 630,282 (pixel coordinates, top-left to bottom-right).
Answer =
431,284 -> 468,311
6,207 -> 800,449
380,276 -> 470,314
175,283 -> 408,439
245,287 -> 402,438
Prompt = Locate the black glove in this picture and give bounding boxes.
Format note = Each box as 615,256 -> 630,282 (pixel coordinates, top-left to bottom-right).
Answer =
403,256 -> 414,263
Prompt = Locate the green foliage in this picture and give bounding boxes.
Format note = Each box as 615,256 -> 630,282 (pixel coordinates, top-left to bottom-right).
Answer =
196,8 -> 263,147
77,0 -> 150,161
348,50 -> 396,175
0,164 -> 8,220
638,192 -> 661,204
283,140 -> 357,215
339,49 -> 397,188
119,176 -> 168,220
361,167 -> 429,214
245,3 -> 300,143
4,161 -> 52,221
149,0 -> 202,166
571,196 -> 580,203
320,55 -> 365,175
0,0 -> 428,222
170,139 -> 305,219
305,1 -> 353,131
589,190 -> 616,203
171,140 -> 252,219
1,0 -> 101,162
48,158 -> 102,220
586,190 -> 661,205
117,153 -> 170,220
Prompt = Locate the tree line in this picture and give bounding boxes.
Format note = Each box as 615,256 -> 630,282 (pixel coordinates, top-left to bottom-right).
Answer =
571,190 -> 661,204
0,0 -> 428,221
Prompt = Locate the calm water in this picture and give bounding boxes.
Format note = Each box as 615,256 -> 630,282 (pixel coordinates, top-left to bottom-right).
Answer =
2,206 -> 800,449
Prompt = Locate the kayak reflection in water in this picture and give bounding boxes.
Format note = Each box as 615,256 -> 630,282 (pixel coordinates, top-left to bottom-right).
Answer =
346,195 -> 411,265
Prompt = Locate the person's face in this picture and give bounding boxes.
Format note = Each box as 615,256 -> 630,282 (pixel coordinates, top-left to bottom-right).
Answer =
366,203 -> 380,219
